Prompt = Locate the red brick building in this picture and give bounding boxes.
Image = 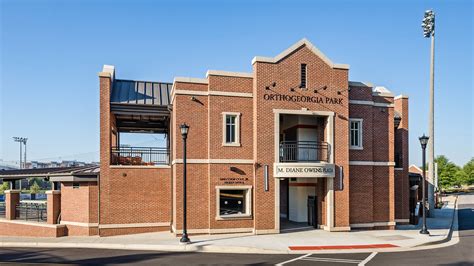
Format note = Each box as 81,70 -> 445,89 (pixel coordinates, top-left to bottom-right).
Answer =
96,38 -> 409,236
0,38 -> 410,237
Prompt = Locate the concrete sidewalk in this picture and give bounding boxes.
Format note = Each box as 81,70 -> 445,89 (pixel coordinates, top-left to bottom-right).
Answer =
0,195 -> 458,254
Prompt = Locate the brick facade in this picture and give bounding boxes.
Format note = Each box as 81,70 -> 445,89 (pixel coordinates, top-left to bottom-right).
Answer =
94,39 -> 409,236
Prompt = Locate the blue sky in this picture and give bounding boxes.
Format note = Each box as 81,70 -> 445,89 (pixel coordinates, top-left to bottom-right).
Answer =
1,0 -> 472,167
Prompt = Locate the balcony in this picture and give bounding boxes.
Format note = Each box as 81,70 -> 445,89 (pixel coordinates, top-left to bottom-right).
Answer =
279,141 -> 330,163
111,146 -> 170,166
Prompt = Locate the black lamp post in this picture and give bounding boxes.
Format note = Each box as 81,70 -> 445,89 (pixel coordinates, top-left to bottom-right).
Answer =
180,123 -> 190,243
419,134 -> 430,235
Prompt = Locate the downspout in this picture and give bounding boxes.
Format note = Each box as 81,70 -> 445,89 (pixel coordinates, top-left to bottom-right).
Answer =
98,173 -> 101,236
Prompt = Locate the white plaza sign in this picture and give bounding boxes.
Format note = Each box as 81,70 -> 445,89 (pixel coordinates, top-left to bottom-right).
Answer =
273,163 -> 335,178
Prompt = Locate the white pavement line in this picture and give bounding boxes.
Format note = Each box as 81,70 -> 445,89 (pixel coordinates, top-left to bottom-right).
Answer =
275,253 -> 312,265
358,252 -> 377,266
301,257 -> 361,263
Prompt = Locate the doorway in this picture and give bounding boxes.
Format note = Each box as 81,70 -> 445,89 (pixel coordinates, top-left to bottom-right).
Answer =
280,178 -> 319,232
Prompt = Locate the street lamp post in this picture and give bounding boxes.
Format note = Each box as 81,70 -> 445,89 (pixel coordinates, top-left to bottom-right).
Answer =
422,9 -> 436,215
419,134 -> 430,235
180,123 -> 190,243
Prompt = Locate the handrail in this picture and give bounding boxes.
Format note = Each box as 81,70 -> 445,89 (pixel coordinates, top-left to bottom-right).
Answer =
279,141 -> 330,162
111,146 -> 170,166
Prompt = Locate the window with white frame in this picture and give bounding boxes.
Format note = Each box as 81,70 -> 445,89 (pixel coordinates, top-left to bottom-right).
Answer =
349,119 -> 363,149
216,186 -> 252,219
222,112 -> 241,146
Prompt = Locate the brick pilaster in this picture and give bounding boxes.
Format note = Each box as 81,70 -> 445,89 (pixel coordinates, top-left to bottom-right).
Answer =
46,190 -> 61,224
5,190 -> 20,220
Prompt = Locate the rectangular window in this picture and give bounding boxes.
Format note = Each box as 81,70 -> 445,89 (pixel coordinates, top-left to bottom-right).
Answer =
217,186 -> 252,219
72,182 -> 80,189
300,63 -> 307,88
349,119 -> 363,149
222,112 -> 241,146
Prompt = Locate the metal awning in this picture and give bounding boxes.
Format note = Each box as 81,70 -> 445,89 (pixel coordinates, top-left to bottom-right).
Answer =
111,79 -> 171,106
0,166 -> 99,182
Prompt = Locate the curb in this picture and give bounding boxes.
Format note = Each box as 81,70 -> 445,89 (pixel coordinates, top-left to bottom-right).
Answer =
415,195 -> 458,247
0,196 -> 460,255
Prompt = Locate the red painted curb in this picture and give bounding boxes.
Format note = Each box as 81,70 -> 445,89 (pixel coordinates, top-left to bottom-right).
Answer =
289,243 -> 399,250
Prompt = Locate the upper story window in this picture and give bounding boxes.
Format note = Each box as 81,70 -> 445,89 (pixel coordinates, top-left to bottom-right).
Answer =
300,63 -> 307,89
349,119 -> 363,150
222,112 -> 241,146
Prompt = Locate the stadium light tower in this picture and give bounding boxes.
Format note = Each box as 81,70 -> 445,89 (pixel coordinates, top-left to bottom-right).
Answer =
422,9 -> 436,214
13,137 -> 28,169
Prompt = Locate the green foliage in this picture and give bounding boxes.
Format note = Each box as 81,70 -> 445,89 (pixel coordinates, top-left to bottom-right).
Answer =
0,182 -> 9,194
462,158 -> 474,185
436,156 -> 474,190
30,181 -> 41,194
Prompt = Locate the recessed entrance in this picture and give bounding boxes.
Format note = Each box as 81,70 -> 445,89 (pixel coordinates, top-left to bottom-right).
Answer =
279,178 -> 321,232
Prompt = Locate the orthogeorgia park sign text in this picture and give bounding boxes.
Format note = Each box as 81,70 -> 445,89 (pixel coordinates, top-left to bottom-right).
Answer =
263,93 -> 343,105
273,163 -> 335,178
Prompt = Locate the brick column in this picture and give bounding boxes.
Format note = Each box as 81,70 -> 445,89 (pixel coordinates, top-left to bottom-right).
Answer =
5,190 -> 20,220
46,190 -> 61,224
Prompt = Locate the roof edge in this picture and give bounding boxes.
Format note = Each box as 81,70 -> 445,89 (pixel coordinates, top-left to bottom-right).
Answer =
251,38 -> 350,70
206,70 -> 253,78
173,77 -> 209,84
394,94 -> 409,100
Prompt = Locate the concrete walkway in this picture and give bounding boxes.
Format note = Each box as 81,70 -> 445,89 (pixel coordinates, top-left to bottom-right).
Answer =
0,196 -> 458,254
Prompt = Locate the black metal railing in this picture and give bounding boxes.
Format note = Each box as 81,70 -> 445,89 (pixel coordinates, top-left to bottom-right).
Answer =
0,201 -> 5,218
15,202 -> 47,222
280,141 -> 330,162
111,146 -> 170,166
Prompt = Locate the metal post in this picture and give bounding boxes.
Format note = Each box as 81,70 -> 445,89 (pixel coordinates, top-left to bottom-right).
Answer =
427,33 -> 436,215
19,141 -> 23,169
180,134 -> 190,243
420,144 -> 430,235
24,140 -> 27,169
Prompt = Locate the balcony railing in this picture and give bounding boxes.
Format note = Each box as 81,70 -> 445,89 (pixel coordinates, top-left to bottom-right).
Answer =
111,146 -> 170,166
280,141 -> 330,163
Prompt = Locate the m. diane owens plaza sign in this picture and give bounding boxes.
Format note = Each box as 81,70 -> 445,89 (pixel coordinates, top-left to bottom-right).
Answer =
274,163 -> 335,178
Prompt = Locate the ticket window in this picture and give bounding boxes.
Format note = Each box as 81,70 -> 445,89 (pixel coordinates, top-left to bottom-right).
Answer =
216,186 -> 252,219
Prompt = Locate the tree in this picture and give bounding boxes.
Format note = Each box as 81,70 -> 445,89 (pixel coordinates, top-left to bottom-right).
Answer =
462,158 -> 474,185
30,181 -> 41,194
436,155 -> 460,190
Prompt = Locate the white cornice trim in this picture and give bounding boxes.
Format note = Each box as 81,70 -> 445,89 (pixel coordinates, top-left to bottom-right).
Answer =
394,219 -> 409,223
60,221 -> 99,227
172,89 -> 253,99
206,70 -> 253,78
349,100 -> 394,108
394,95 -> 409,100
349,81 -> 373,88
209,91 -> 253,98
98,222 -> 170,229
251,38 -> 350,70
172,159 -> 254,165
273,109 -> 335,117
349,161 -> 396,166
173,77 -> 208,84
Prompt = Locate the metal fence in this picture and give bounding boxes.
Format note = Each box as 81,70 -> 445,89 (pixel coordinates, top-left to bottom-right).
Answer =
15,202 -> 47,222
111,146 -> 170,166
280,141 -> 330,163
0,201 -> 5,218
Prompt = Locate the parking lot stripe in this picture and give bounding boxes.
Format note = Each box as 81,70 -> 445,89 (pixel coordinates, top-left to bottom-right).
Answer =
358,252 -> 378,266
289,243 -> 398,250
275,253 -> 312,265
301,257 -> 362,263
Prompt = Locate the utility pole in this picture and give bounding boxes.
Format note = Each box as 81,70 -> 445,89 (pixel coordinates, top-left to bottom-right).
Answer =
422,9 -> 436,215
